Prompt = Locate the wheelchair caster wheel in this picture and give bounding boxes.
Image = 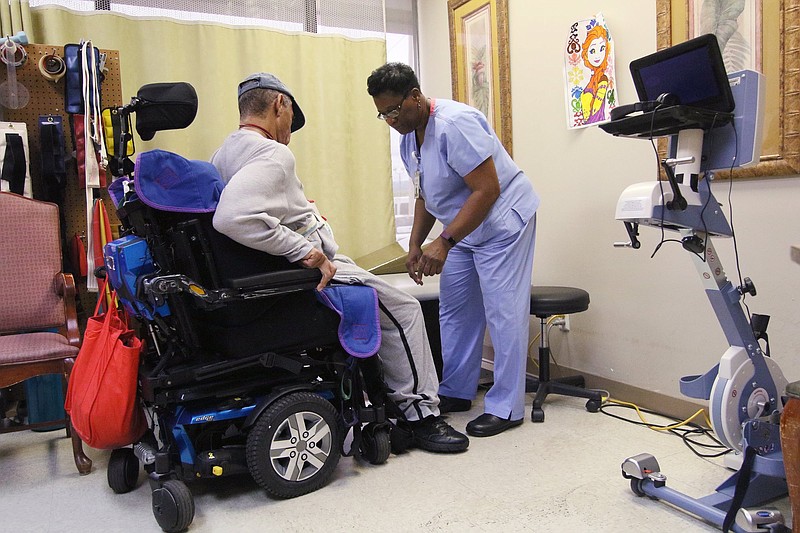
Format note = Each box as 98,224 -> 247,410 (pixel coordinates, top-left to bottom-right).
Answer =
586,399 -> 601,413
531,408 -> 545,423
152,479 -> 194,533
246,391 -> 341,499
361,423 -> 391,465
108,448 -> 140,494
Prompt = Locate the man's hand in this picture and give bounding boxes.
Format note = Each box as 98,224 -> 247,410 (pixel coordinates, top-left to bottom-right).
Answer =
299,248 -> 337,290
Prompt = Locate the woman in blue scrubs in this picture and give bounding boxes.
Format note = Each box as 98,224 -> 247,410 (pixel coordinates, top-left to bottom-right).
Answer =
367,63 -> 540,437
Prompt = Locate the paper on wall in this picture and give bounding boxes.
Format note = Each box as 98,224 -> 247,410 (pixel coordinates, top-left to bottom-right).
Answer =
564,13 -> 617,129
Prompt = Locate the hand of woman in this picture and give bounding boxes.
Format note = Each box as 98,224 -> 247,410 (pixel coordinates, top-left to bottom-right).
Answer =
406,245 -> 424,285
415,238 -> 450,280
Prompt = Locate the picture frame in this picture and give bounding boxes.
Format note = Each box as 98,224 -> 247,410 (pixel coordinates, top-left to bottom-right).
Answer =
448,0 -> 513,156
656,0 -> 800,179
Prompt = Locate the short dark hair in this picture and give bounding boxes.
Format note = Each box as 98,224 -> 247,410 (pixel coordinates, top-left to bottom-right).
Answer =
366,62 -> 420,97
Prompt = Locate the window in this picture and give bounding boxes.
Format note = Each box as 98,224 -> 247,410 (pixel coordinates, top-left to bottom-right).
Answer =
384,1 -> 418,244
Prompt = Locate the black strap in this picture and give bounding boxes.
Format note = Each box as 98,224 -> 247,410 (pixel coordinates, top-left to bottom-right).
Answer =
39,118 -> 67,196
722,445 -> 757,532
339,358 -> 364,459
1,132 -> 26,195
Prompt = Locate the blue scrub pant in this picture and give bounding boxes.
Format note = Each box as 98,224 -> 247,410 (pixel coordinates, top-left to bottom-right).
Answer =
437,215 -> 536,421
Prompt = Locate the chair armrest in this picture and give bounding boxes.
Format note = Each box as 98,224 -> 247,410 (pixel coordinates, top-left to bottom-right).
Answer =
55,272 -> 81,347
223,268 -> 323,291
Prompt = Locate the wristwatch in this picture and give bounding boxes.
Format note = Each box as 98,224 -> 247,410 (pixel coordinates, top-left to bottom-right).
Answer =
439,230 -> 457,247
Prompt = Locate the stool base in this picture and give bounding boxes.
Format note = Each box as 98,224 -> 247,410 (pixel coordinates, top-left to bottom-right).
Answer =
528,347 -> 602,423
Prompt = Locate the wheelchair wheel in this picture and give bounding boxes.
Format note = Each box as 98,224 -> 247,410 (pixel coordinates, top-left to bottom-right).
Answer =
360,423 -> 391,465
107,448 -> 140,494
152,479 -> 194,533
246,391 -> 341,499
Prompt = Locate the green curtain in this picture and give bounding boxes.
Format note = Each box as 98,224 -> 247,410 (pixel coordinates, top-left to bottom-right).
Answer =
32,6 -> 395,258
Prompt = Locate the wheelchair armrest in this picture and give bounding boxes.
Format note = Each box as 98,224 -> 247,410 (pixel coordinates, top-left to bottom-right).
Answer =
223,268 -> 323,291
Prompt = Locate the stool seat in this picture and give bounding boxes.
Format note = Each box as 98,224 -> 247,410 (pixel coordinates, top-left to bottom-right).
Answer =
530,286 -> 590,316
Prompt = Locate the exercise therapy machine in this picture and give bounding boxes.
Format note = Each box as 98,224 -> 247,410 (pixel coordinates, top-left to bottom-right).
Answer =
601,34 -> 790,532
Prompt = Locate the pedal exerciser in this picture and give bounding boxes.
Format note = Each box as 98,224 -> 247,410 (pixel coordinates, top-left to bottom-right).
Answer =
601,34 -> 790,533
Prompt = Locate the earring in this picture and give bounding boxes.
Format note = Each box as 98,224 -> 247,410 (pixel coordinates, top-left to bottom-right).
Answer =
417,100 -> 421,110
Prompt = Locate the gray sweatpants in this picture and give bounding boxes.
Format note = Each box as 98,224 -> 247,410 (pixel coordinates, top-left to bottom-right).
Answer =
331,255 -> 440,422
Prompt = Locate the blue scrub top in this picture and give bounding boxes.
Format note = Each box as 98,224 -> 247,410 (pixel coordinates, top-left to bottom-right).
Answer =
400,98 -> 540,246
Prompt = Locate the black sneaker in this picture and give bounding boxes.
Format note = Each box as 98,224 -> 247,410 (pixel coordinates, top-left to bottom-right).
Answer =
438,395 -> 472,414
407,415 -> 469,453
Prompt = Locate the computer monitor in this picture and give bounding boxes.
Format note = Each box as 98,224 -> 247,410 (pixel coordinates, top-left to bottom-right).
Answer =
630,33 -> 734,113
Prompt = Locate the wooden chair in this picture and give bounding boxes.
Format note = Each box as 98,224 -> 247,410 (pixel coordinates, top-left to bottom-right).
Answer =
0,192 -> 92,475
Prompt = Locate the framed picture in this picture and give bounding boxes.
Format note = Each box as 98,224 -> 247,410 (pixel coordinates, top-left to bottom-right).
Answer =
656,0 -> 800,179
448,0 -> 512,156
688,0 -> 762,72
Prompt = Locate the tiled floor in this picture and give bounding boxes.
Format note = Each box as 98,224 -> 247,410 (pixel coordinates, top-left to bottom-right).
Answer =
1,391 -> 791,532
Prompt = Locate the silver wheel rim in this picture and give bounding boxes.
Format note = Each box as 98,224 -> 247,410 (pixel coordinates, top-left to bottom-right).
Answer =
269,410 -> 333,482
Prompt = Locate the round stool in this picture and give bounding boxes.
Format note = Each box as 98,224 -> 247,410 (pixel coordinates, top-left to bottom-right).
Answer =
529,286 -> 602,422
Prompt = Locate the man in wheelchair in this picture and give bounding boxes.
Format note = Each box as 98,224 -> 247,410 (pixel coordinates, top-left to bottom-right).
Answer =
211,72 -> 469,454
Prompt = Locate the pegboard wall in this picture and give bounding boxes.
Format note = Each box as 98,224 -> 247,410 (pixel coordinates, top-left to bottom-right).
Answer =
2,43 -> 123,319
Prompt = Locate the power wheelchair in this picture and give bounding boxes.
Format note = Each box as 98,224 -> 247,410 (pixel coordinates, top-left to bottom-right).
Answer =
99,84 -> 401,533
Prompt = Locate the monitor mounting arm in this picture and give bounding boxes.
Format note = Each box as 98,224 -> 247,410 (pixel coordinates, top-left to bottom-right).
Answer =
660,157 -> 689,211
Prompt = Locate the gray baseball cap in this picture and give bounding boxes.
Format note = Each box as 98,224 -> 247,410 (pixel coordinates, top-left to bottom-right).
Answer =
238,72 -> 306,132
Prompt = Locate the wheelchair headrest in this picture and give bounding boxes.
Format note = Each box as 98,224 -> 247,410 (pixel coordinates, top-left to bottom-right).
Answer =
134,82 -> 198,141
133,150 -> 223,213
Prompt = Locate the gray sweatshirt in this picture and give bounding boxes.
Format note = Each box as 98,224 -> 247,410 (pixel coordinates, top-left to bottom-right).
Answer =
211,129 -> 338,263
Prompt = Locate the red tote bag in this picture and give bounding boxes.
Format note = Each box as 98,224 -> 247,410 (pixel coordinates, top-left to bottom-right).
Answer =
65,285 -> 147,449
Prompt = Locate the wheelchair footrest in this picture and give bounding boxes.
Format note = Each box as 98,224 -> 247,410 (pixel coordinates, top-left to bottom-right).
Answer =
358,404 -> 386,424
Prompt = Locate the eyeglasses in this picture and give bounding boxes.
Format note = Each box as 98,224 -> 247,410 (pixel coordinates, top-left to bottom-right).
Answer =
376,91 -> 411,121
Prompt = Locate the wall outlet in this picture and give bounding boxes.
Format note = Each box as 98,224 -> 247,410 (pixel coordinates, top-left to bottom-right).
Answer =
559,314 -> 570,332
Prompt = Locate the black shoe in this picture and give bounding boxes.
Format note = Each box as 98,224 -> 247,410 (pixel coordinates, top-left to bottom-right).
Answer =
438,395 -> 472,414
466,413 -> 523,437
407,416 -> 469,453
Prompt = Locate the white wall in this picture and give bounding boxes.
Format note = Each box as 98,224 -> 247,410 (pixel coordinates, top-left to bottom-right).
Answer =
418,0 -> 800,401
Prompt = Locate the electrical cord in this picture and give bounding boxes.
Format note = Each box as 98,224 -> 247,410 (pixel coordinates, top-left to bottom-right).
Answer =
723,121 -> 754,323
693,112 -> 721,264
598,395 -> 730,458
529,315 -> 730,459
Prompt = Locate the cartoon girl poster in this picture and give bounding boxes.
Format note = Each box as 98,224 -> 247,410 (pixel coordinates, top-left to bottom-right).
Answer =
565,13 -> 617,129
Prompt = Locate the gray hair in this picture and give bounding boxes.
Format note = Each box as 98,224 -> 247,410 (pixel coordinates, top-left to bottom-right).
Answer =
238,88 -> 291,118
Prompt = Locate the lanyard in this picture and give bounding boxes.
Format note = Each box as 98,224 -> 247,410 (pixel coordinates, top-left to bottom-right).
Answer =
413,98 -> 435,199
